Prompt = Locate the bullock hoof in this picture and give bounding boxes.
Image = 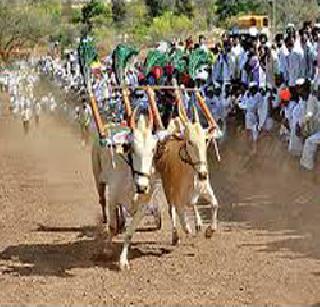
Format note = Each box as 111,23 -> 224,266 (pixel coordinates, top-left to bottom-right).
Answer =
172,230 -> 180,246
103,248 -> 113,259
120,260 -> 130,271
205,226 -> 216,239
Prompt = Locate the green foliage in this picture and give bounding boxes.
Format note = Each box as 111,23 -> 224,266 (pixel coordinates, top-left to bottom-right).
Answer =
81,0 -> 110,32
146,49 -> 168,72
149,11 -> 193,42
126,0 -> 149,27
215,0 -> 265,23
131,24 -> 150,45
273,0 -> 319,30
79,37 -> 98,69
82,0 -> 107,21
113,44 -> 139,81
71,8 -> 82,24
144,0 -> 173,17
175,0 -> 194,19
112,0 -> 127,25
0,1 -> 58,62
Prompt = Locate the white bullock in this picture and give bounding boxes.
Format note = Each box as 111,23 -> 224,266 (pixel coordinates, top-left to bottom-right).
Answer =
92,106 -> 158,270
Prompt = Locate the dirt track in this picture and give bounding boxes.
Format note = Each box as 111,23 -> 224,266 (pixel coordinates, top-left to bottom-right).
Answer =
0,92 -> 320,304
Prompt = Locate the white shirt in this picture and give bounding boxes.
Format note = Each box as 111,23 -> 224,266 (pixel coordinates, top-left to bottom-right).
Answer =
22,108 -> 32,121
34,102 -> 41,116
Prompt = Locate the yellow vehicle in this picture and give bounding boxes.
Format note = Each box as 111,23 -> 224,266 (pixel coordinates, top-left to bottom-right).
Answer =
237,15 -> 269,30
231,15 -> 270,39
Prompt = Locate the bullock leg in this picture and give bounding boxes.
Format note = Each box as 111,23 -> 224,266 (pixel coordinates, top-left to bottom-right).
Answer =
168,204 -> 179,245
205,186 -> 218,239
98,183 -> 107,224
191,193 -> 203,233
103,185 -> 114,256
177,209 -> 192,236
120,203 -> 145,270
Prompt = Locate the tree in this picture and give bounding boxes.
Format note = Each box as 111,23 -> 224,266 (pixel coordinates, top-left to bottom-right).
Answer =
148,11 -> 193,42
175,0 -> 194,19
112,0 -> 127,25
125,0 -> 148,28
82,0 -> 110,33
144,0 -> 173,17
194,0 -> 217,28
0,2 -> 57,63
215,0 -> 265,22
271,0 -> 319,30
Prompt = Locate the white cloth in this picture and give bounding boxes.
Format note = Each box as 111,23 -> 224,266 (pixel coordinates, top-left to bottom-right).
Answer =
257,94 -> 269,131
287,50 -> 304,87
21,108 -> 32,121
34,102 -> 41,116
278,44 -> 289,75
289,99 -> 305,155
300,132 -> 320,170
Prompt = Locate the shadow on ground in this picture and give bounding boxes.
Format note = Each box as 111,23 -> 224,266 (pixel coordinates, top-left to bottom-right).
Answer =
208,126 -> 320,261
0,224 -> 174,277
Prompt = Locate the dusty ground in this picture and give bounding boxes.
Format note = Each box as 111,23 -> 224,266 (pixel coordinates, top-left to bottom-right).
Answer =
0,90 -> 320,304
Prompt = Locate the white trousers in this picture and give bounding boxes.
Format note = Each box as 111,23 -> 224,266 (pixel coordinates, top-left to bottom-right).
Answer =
300,132 -> 320,170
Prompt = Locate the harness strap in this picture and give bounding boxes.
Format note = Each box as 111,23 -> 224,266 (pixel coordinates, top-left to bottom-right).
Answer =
119,152 -> 151,180
179,142 -> 207,170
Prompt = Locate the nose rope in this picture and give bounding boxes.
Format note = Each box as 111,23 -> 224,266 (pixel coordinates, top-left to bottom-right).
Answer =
119,152 -> 152,180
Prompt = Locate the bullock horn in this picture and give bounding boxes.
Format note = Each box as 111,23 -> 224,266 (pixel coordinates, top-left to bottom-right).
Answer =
193,105 -> 200,124
122,88 -> 132,125
148,105 -> 154,130
175,88 -> 188,125
130,106 -> 138,130
195,91 -> 217,130
147,86 -> 163,130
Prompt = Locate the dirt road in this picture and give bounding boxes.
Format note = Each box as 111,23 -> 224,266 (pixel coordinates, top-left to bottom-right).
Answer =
0,93 -> 319,304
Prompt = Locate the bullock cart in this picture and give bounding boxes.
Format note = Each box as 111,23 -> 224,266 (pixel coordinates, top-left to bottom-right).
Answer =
89,82 -> 221,269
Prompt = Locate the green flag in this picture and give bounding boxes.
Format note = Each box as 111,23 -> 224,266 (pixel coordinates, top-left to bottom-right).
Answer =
113,44 -> 139,81
78,37 -> 98,70
189,48 -> 209,79
146,49 -> 168,73
170,49 -> 186,73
